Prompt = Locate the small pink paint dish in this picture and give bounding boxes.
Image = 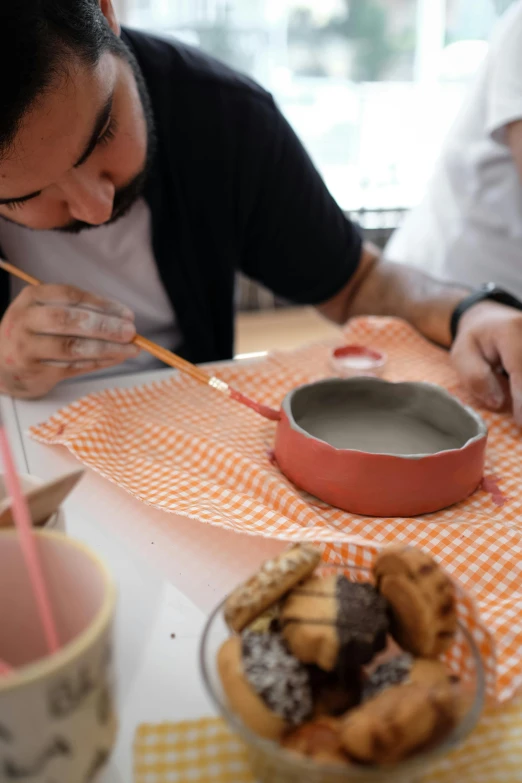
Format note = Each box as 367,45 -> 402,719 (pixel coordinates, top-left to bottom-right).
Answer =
330,344 -> 386,377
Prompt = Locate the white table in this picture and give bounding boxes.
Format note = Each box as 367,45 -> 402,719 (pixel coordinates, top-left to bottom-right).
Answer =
1,368 -> 285,782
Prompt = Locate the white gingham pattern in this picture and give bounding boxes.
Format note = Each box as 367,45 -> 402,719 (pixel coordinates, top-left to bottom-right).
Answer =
31,318 -> 522,700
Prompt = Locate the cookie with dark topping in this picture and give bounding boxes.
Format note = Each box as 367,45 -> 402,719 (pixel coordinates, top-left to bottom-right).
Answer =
281,574 -> 389,673
217,631 -> 313,740
373,547 -> 457,658
309,665 -> 362,717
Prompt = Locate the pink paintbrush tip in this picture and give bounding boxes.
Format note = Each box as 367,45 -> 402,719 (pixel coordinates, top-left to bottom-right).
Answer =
0,417 -> 59,655
229,388 -> 281,421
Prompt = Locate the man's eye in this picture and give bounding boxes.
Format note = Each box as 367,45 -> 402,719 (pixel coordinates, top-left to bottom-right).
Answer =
3,199 -> 30,212
97,117 -> 118,147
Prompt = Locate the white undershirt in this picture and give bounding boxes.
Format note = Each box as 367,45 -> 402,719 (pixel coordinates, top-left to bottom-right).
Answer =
0,198 -> 179,377
386,1 -> 522,298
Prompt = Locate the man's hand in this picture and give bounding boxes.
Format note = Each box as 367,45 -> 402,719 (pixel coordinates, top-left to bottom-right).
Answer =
0,284 -> 139,398
317,243 -> 522,422
451,300 -> 522,421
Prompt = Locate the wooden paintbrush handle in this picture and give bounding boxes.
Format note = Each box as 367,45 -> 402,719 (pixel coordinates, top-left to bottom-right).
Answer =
133,335 -> 220,387
0,258 -> 225,391
0,259 -> 39,287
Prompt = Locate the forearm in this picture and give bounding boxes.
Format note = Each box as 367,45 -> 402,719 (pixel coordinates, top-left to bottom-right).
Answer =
319,244 -> 470,348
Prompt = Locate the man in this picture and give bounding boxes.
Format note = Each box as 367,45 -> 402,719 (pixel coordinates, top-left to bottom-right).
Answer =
388,2 -> 522,305
1,2 -> 522,423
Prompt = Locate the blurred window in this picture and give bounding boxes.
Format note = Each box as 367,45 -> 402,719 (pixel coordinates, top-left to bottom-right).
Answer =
122,0 -> 518,210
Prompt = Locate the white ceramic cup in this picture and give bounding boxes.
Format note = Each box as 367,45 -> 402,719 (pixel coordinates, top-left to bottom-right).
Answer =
0,473 -> 66,533
0,530 -> 117,782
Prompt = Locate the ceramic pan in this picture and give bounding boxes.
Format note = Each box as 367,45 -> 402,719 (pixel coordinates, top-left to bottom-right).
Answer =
274,377 -> 487,517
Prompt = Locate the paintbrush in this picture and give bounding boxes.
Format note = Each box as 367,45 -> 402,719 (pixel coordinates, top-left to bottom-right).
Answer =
0,259 -> 280,421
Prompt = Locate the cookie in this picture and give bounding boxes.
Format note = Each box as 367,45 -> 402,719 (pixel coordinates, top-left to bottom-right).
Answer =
282,717 -> 348,765
340,681 -> 457,764
309,665 -> 362,717
217,632 -> 313,740
373,547 -> 457,658
224,544 -> 321,633
246,603 -> 281,634
408,658 -> 454,689
362,654 -> 413,701
363,656 -> 453,701
281,575 -> 389,673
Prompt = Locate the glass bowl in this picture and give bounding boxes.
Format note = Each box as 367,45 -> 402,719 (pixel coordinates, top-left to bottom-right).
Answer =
200,569 -> 485,783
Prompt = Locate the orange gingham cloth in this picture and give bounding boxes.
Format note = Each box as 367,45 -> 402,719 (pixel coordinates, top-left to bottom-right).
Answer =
134,701 -> 522,783
30,317 -> 522,700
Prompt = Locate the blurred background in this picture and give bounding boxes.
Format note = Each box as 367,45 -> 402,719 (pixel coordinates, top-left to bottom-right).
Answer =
113,0 -> 518,342
116,0 -> 516,216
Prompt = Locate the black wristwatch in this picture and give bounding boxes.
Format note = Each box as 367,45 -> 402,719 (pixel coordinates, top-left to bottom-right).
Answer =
450,283 -> 522,341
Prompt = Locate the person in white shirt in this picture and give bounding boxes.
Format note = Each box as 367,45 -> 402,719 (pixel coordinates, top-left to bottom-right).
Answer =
387,0 -> 522,298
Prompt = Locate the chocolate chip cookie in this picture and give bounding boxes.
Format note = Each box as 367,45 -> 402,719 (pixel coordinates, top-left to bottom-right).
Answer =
340,680 -> 457,764
373,547 -> 457,657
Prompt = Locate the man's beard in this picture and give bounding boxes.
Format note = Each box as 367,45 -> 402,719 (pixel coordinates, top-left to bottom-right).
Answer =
59,41 -> 156,234
59,165 -> 149,234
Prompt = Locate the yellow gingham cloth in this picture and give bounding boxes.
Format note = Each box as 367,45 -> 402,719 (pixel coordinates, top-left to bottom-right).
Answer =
134,700 -> 522,783
30,317 -> 522,699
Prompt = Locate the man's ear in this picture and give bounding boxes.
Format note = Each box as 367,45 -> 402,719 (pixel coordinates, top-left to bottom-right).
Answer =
99,0 -> 121,36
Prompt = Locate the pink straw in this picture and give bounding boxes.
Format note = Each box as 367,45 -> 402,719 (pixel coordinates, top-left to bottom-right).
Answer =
0,417 -> 59,654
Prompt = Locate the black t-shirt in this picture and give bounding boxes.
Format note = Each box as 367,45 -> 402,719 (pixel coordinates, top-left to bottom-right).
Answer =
0,29 -> 362,364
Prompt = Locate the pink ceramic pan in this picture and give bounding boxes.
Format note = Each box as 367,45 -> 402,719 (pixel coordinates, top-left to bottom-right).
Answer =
271,377 -> 487,517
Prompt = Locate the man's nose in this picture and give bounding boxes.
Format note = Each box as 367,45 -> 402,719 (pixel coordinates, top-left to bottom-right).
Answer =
62,170 -> 115,226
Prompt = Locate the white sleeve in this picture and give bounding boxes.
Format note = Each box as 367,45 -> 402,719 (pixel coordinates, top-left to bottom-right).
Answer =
486,5 -> 522,145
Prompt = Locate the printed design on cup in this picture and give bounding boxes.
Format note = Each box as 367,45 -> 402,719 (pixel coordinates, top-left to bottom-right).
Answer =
84,748 -> 110,782
48,665 -> 96,719
47,642 -> 113,720
97,685 -> 111,726
0,724 -> 12,742
3,736 -> 71,779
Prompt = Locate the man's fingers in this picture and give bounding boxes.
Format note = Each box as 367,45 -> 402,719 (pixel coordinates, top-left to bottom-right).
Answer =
23,335 -> 140,364
41,358 -> 132,369
43,358 -> 126,375
21,284 -> 134,320
25,305 -> 136,343
451,338 -> 504,409
493,343 -> 522,423
504,372 -> 522,423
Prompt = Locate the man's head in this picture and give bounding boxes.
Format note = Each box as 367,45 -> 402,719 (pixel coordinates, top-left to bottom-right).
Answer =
0,0 -> 154,232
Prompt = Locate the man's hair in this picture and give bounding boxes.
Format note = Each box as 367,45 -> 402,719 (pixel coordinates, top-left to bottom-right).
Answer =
0,1 -> 121,157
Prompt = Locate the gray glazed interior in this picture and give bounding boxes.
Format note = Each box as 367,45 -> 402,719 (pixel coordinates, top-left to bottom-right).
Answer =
282,378 -> 487,458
